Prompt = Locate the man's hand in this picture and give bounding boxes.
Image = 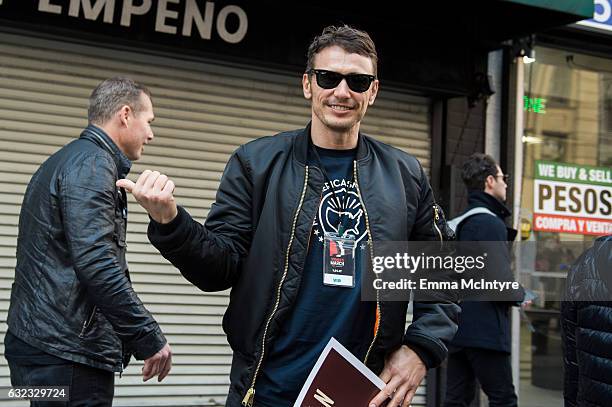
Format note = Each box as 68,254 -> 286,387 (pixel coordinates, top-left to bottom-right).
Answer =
142,343 -> 172,382
116,170 -> 178,224
369,345 -> 426,407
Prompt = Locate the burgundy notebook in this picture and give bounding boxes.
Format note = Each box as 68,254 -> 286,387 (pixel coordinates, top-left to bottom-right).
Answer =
293,338 -> 388,407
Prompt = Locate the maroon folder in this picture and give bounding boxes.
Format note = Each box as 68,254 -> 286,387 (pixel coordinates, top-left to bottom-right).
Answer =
294,338 -> 388,407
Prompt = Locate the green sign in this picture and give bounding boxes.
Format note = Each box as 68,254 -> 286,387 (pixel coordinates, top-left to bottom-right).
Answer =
535,161 -> 612,187
524,96 -> 547,114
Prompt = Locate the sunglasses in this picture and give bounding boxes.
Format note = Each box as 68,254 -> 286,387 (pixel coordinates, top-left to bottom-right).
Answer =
495,174 -> 510,182
308,69 -> 376,93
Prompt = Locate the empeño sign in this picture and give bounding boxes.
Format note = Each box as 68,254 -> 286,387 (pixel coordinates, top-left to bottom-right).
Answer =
0,0 -> 248,44
533,161 -> 612,235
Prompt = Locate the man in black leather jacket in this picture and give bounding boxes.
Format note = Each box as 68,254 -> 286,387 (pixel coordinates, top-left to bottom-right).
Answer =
120,26 -> 458,407
5,77 -> 171,406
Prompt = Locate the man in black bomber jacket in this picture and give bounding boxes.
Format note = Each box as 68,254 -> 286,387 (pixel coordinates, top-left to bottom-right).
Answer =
5,77 -> 171,406
120,26 -> 459,407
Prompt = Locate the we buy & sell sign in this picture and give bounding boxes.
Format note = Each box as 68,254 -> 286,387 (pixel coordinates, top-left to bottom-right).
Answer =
533,161 -> 612,235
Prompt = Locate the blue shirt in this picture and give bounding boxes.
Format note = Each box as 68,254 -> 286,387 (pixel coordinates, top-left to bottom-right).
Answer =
255,145 -> 375,406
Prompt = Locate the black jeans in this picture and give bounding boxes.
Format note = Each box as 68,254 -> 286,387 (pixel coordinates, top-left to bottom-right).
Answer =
444,347 -> 518,407
7,359 -> 115,407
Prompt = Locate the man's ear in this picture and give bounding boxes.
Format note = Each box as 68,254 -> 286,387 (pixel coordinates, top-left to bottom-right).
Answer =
118,105 -> 131,127
484,175 -> 495,190
368,79 -> 380,106
302,73 -> 312,100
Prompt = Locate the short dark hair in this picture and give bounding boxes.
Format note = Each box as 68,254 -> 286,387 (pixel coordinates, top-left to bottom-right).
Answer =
88,77 -> 151,125
461,153 -> 499,191
306,25 -> 378,76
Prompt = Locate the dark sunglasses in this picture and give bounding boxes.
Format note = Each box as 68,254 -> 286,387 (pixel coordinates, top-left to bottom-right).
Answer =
308,69 -> 376,93
495,174 -> 510,182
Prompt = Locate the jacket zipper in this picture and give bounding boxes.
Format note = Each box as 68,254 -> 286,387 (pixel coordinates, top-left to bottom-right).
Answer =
433,204 -> 444,243
352,161 -> 380,365
242,166 -> 310,407
78,306 -> 97,338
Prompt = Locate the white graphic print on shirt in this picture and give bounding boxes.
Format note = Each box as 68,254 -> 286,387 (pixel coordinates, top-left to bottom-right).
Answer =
312,178 -> 368,253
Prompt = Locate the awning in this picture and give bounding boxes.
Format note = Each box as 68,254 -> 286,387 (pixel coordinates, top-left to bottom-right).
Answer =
501,0 -> 594,19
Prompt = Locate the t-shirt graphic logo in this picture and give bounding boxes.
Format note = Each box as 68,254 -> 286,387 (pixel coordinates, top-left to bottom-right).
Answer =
314,185 -> 367,247
326,207 -> 364,237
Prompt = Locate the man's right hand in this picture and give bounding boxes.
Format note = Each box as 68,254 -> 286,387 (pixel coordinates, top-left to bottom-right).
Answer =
116,170 -> 178,224
142,343 -> 172,382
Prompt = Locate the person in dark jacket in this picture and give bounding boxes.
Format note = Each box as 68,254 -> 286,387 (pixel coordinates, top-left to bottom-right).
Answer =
5,77 -> 171,406
444,153 -> 525,407
119,26 -> 459,407
562,235 -> 612,407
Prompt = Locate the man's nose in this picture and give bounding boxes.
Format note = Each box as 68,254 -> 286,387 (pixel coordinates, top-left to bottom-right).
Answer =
334,79 -> 351,98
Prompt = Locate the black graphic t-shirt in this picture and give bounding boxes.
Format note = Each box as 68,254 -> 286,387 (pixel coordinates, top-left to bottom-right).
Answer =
255,145 -> 375,407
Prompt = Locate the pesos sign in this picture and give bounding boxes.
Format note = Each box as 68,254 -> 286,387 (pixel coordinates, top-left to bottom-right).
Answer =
533,161 -> 612,236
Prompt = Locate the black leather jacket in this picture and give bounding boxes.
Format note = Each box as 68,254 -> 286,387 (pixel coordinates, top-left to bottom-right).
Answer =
148,125 -> 459,406
7,125 -> 166,372
562,236 -> 612,407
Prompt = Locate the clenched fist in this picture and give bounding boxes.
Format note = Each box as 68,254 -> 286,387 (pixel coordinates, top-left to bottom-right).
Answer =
116,170 -> 178,224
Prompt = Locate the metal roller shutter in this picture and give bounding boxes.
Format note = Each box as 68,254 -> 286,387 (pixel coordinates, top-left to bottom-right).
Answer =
0,31 -> 430,406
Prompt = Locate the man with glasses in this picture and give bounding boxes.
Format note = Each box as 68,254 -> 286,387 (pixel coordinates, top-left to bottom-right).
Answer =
444,153 -> 525,407
119,25 -> 458,407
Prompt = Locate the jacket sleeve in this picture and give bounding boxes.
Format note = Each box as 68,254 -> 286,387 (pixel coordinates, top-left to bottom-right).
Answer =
408,162 -> 439,242
61,154 -> 166,360
148,146 -> 253,291
404,161 -> 460,368
561,299 -> 579,407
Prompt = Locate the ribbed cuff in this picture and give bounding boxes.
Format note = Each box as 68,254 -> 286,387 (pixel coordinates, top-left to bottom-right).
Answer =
403,334 -> 446,369
148,205 -> 186,236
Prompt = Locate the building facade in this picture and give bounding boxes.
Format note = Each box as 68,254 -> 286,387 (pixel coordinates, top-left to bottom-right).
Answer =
0,1 -> 594,406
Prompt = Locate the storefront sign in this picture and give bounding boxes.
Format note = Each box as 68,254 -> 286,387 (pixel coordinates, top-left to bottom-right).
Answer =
0,1 -> 483,93
577,0 -> 612,33
533,161 -> 612,235
0,0 -> 248,43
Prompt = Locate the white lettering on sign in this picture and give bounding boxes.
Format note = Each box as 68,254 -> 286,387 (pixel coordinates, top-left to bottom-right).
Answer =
39,0 -> 62,14
216,5 -> 248,43
533,214 -> 612,235
34,0 -> 248,44
556,165 -> 577,180
589,168 -> 612,183
537,163 -> 555,177
69,0 -> 115,24
155,0 -> 180,34
183,0 -> 214,38
120,0 -> 152,27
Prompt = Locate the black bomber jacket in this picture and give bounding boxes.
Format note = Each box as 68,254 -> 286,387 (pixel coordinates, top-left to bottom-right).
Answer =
148,124 -> 459,406
7,125 -> 166,372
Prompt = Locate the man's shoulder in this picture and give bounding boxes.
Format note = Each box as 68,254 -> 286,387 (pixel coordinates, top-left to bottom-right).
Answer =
241,128 -> 302,150
459,206 -> 506,239
363,134 -> 423,171
234,128 -> 304,167
68,140 -> 115,167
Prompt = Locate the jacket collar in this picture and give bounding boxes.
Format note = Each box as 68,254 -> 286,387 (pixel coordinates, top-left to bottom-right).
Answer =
467,190 -> 511,220
294,121 -> 370,165
80,125 -> 132,179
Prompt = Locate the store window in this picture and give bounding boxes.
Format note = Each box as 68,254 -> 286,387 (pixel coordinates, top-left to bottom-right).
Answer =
519,47 -> 612,406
